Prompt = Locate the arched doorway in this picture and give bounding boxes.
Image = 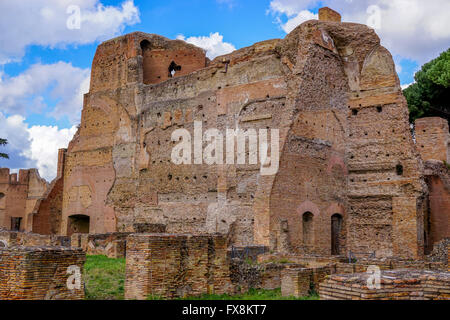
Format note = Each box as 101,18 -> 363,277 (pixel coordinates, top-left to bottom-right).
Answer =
68,214 -> 90,236
331,214 -> 343,255
302,212 -> 314,246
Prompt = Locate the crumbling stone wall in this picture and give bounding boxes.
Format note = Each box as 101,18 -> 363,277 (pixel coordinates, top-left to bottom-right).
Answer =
0,246 -> 85,300
0,230 -> 70,247
56,13 -> 427,260
125,233 -> 232,299
71,232 -> 131,258
0,168 -> 48,232
422,161 -> 450,252
32,149 -> 67,234
415,117 -> 449,163
415,119 -> 450,253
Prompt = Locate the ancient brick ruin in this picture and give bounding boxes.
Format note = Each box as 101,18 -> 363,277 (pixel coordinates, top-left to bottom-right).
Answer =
125,234 -> 231,299
319,269 -> 450,300
0,169 -> 48,232
0,246 -> 85,300
0,7 -> 449,300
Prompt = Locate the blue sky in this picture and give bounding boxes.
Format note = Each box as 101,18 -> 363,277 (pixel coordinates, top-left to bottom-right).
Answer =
0,0 -> 448,180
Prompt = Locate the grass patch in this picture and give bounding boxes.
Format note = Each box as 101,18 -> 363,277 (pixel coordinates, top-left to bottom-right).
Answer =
84,256 -> 318,301
149,288 -> 319,300
84,255 -> 126,300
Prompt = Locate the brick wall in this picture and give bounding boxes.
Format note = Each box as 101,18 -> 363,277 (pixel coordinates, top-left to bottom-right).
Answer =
319,270 -> 450,300
71,232 -> 131,258
0,169 -> 47,232
415,117 -> 449,162
0,231 -> 70,247
125,234 -> 232,299
281,268 -> 312,297
0,246 -> 85,300
318,7 -> 341,22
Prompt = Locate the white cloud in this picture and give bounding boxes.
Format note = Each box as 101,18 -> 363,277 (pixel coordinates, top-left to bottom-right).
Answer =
401,82 -> 414,90
0,62 -> 90,124
0,0 -> 140,64
0,112 -> 76,181
280,10 -> 318,33
269,0 -> 316,16
269,0 -> 450,64
177,33 -> 236,59
26,125 -> 77,181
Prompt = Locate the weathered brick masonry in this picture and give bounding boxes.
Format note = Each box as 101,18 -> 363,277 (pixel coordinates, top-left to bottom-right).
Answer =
0,246 -> 85,300
125,234 -> 232,299
46,11 -> 434,261
1,8 -> 449,264
0,169 -> 47,232
319,270 -> 450,300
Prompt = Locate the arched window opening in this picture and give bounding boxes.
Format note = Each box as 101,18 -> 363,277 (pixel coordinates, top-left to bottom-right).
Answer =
302,212 -> 314,246
168,61 -> 182,78
140,40 -> 151,52
331,213 -> 343,255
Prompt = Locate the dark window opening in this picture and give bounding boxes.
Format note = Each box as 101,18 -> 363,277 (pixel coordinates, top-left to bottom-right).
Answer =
396,164 -> 404,176
68,214 -> 90,236
352,109 -> 358,116
377,106 -> 383,112
302,212 -> 314,246
140,40 -> 151,52
11,217 -> 22,231
0,192 -> 4,200
168,61 -> 182,78
331,214 -> 343,255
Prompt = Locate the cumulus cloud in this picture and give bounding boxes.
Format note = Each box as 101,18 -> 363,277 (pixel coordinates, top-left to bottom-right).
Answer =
279,10 -> 318,33
269,0 -> 450,64
25,125 -> 77,181
401,82 -> 414,90
0,0 -> 140,64
177,33 -> 236,59
0,112 -> 76,181
0,62 -> 90,124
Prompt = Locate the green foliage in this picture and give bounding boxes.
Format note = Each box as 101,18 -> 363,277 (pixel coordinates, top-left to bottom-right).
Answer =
0,138 -> 8,159
444,161 -> 450,170
148,288 -> 319,301
83,255 -> 126,300
403,48 -> 450,123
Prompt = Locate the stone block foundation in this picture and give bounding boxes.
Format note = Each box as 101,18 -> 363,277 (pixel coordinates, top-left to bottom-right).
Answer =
0,246 -> 86,300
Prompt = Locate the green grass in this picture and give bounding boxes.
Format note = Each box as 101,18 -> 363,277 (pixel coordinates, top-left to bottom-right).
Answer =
84,255 -> 126,300
83,255 -> 318,301
148,288 -> 319,301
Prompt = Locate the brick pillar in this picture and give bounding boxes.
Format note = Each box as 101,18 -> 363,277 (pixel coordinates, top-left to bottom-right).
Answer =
318,7 -> 342,22
415,117 -> 450,162
0,246 -> 86,300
